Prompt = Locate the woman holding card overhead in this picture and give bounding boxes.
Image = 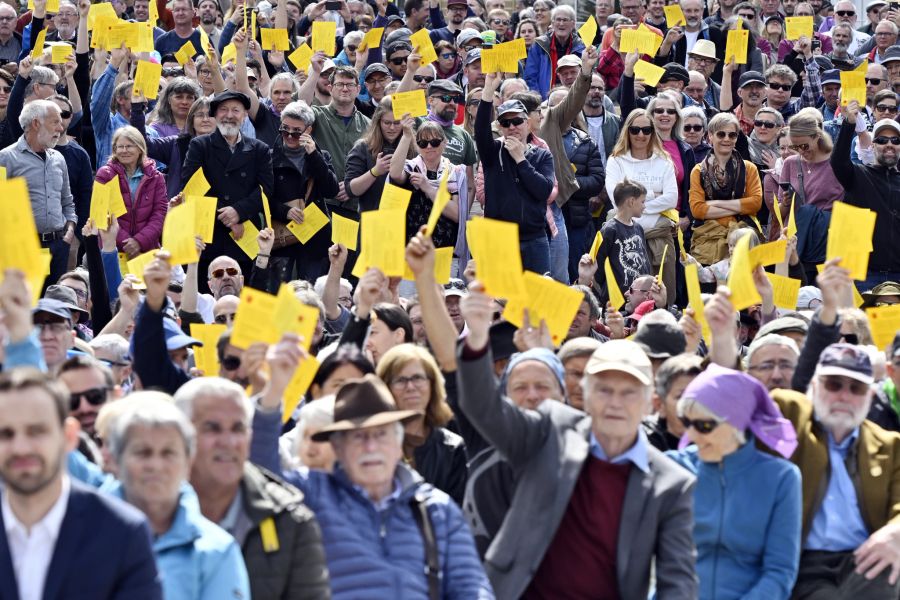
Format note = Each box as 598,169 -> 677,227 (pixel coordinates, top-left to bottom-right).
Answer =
95,126 -> 168,258
688,112 -> 763,266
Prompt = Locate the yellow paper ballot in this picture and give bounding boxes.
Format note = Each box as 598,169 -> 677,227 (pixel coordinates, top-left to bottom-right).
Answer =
107,21 -> 139,50
134,60 -> 163,99
480,47 -> 500,73
220,43 -> 237,64
663,4 -> 685,26
231,220 -> 261,259
126,250 -> 157,288
282,356 -> 320,422
508,37 -> 528,60
90,15 -> 116,50
260,28 -> 290,51
589,231 -> 603,261
250,10 -> 257,42
866,304 -> 900,350
190,323 -> 226,376
380,182 -> 412,212
311,21 -> 337,56
198,26 -> 212,57
162,202 -> 199,265
633,60 -> 666,87
840,71 -> 866,106
504,271 -> 586,345
360,209 -> 406,277
657,244 -> 668,282
750,239 -> 788,268
133,22 -> 155,53
0,179 -> 43,299
230,287 -> 278,348
391,89 -> 428,118
725,28 -> 749,64
677,226 -> 686,260
362,27 -> 384,50
827,202 -> 876,280
331,213 -> 359,251
149,0 -> 159,26
785,193 -> 797,239
287,203 -> 329,243
50,43 -> 73,64
117,253 -> 128,279
410,27 -> 437,64
604,257 -> 626,310
89,182 -> 110,230
288,43 -> 313,71
578,15 -> 598,44
425,169 -> 451,237
188,196 -> 217,243
785,16 -> 813,39
31,28 -> 46,59
685,262 -> 712,341
183,168 -> 211,197
773,193 -> 784,231
260,188 -> 272,229
726,232 -> 762,311
402,246 -> 453,283
274,284 -> 320,350
466,217 -> 526,300
88,2 -> 117,30
29,0 -> 60,13
766,273 -> 801,310
174,40 -> 195,65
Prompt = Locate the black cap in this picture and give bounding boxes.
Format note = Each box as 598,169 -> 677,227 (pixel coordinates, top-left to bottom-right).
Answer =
428,78 -> 462,96
738,70 -> 766,88
363,63 -> 391,80
632,321 -> 686,359
210,90 -> 251,115
660,62 -> 689,85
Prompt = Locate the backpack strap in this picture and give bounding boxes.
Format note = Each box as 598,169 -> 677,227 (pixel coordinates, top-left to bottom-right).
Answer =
410,492 -> 441,600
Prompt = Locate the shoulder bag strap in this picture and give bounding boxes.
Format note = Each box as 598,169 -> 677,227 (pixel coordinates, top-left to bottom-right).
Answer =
410,493 -> 441,600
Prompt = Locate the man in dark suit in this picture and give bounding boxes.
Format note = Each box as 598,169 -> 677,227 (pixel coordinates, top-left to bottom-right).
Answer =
0,367 -> 162,600
181,89 -> 275,287
457,282 -> 698,599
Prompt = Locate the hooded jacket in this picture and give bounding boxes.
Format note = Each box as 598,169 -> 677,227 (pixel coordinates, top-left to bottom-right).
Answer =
95,158 -> 168,253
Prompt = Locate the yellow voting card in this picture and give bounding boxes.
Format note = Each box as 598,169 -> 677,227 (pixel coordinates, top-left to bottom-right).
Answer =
0,178 -> 43,295
725,28 -> 748,64
841,71 -> 866,106
619,28 -> 658,56
866,304 -> 900,350
331,213 -> 359,251
360,209 -> 406,277
766,273 -> 801,310
658,244 -> 668,282
785,193 -> 797,239
149,0 -> 159,26
288,43 -> 312,71
231,220 -> 260,259
827,202 -> 876,280
90,182 -> 110,230
750,239 -> 788,268
230,287 -> 278,348
663,4 -> 685,26
410,28 -> 437,64
402,245 -> 453,283
424,169 -> 451,237
391,89 -> 428,118
162,202 -> 198,265
677,226 -> 686,260
362,27 -> 384,51
773,193 -> 784,231
126,250 -> 157,288
282,355 -> 320,423
578,15 -> 598,44
107,21 -> 138,50
466,217 -> 526,300
685,262 -> 712,341
198,26 -> 212,57
260,28 -> 290,51
31,28 -> 46,59
260,188 -> 272,229
480,47 -> 500,74
134,60 -> 163,99
286,203 -> 329,243
504,271 -> 585,345
88,2 -> 117,30
220,43 -> 237,64
311,21 -> 336,56
190,323 -> 226,376
604,257 -> 625,310
589,231 -> 603,261
174,40 -> 195,65
183,168 -> 211,197
785,16 -> 813,39
726,232 -> 761,311
380,182 -> 412,212
187,196 -> 217,243
29,0 -> 59,12
633,60 -> 665,86
49,43 -> 73,64
508,37 -> 528,59
274,284 -> 320,350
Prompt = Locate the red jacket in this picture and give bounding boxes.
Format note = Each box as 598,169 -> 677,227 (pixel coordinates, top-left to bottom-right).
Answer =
95,159 -> 168,252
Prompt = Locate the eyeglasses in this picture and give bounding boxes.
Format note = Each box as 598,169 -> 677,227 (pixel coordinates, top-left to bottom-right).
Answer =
876,104 -> 899,113
332,81 -> 358,89
690,56 -> 716,65
210,267 -> 239,279
279,126 -> 307,139
789,142 -> 810,151
821,376 -> 869,396
60,110 -> 72,119
367,77 -> 389,87
875,31 -> 894,36
679,416 -> 721,434
389,373 -> 429,388
866,77 -> 884,85
197,68 -> 213,76
440,52 -> 455,59
715,130 -> 739,140
768,82 -> 792,92
416,138 -> 443,148
628,285 -> 652,294
344,427 -> 394,446
748,360 -> 797,373
35,321 -> 70,334
683,124 -> 704,132
463,42 -> 482,50
381,118 -> 401,127
553,17 -> 573,22
491,18 -> 511,25
221,355 -> 242,371
434,93 -> 463,103
754,119 -> 777,129
414,74 -> 435,83
115,144 -> 137,151
0,16 -> 14,21
389,56 -> 409,65
214,312 -> 236,324
69,387 -> 108,411
499,116 -> 526,127
652,107 -> 677,115
835,10 -> 855,15
346,45 -> 358,52
628,125 -> 653,135
874,135 -> 900,145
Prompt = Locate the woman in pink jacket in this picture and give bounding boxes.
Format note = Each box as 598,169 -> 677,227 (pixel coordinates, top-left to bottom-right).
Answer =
94,126 -> 168,258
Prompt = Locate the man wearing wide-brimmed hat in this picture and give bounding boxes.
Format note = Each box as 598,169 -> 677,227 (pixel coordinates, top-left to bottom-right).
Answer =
251,348 -> 493,599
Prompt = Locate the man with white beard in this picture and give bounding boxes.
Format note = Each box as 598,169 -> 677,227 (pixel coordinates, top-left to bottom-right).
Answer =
182,89 -> 274,283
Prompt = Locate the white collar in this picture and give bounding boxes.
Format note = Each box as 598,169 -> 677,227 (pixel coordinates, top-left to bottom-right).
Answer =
2,474 -> 70,540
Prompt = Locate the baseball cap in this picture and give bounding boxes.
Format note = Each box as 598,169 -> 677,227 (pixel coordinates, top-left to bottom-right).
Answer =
756,315 -> 809,339
32,298 -> 73,323
497,99 -> 526,117
584,339 -> 652,385
384,14 -> 406,27
457,28 -> 482,47
464,47 -> 482,66
796,286 -> 823,310
444,278 -> 468,297
428,78 -> 463,96
817,343 -> 873,384
162,318 -> 203,352
557,54 -> 582,69
873,118 -> 900,138
738,70 -> 766,88
363,63 -> 391,80
881,45 -> 900,64
821,69 -> 841,85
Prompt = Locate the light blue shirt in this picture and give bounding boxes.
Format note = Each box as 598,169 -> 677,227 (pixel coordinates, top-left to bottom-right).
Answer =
804,428 -> 870,551
589,429 -> 651,473
126,168 -> 144,199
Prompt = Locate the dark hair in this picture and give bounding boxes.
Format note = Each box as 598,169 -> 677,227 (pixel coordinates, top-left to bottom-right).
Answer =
217,330 -> 232,362
330,65 -> 359,84
403,0 -> 425,13
654,353 -> 704,398
372,303 -> 414,342
613,178 -> 647,206
571,284 -> 600,320
312,344 -> 375,389
510,90 -> 542,113
59,355 -> 115,389
0,367 -> 70,425
0,68 -> 15,87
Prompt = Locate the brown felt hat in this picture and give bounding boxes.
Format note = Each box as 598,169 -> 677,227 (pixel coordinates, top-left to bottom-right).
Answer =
311,374 -> 421,441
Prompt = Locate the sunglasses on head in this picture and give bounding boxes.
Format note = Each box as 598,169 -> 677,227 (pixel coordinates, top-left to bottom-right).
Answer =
867,77 -> 884,85
679,416 -> 721,434
69,387 -> 108,411
715,130 -> 738,139
876,104 -> 898,113
214,312 -> 236,324
768,82 -> 792,92
279,126 -> 307,139
821,376 -> 869,395
416,138 -> 443,148
628,125 -> 653,135
499,116 -> 526,127
211,267 -> 239,279
390,56 -> 408,65
221,355 -> 241,371
875,135 -> 900,145
683,124 -> 704,132
789,142 -> 810,151
434,93 -> 462,103
414,74 -> 435,83
652,107 -> 677,115
754,119 -> 777,128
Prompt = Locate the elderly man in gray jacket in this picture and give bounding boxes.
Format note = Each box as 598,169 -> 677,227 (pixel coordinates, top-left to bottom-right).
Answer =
457,282 -> 698,599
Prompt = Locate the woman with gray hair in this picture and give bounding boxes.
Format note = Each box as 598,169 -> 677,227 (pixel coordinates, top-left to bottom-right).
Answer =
681,105 -> 711,163
281,395 -> 336,471
105,396 -> 251,600
147,76 -> 203,137
669,363 -> 801,599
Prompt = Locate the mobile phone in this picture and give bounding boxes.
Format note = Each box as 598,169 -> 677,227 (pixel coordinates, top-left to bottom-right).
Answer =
325,1 -> 341,10
811,38 -> 821,50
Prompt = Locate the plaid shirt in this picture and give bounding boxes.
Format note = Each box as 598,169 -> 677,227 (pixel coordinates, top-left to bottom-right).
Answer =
597,47 -> 624,91
772,57 -> 822,120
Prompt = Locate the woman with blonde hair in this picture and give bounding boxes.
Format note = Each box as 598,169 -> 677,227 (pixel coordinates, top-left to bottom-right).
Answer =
376,343 -> 467,504
94,125 -> 168,258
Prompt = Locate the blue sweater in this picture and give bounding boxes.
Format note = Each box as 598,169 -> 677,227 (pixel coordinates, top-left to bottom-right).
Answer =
668,440 -> 802,600
250,408 -> 494,599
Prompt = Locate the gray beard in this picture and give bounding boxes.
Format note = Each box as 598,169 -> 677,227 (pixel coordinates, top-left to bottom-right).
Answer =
217,122 -> 241,138
877,152 -> 899,168
832,43 -> 849,56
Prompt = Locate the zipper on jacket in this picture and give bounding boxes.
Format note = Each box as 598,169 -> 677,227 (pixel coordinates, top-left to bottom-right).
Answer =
711,462 -> 726,596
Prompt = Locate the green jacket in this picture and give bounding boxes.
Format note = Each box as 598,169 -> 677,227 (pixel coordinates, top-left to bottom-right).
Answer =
311,104 -> 371,212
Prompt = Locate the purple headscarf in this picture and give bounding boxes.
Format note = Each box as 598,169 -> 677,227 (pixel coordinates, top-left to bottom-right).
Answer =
677,363 -> 798,459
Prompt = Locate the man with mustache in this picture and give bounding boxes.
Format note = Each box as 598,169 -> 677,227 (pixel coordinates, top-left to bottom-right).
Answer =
827,23 -> 865,71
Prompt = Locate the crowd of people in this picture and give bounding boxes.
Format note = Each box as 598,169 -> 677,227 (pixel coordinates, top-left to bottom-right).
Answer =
2,0 -> 900,597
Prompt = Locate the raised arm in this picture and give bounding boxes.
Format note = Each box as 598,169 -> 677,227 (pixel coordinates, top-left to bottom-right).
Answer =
388,116 -> 415,183
233,28 -> 260,120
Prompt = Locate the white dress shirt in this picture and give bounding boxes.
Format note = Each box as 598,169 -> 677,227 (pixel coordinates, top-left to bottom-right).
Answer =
2,475 -> 71,600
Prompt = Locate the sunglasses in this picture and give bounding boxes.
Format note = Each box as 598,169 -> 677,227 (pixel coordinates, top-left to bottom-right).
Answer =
346,45 -> 358,52
683,124 -> 704,132
789,142 -> 810,151
214,312 -> 236,324
434,93 -> 463,103
499,116 -> 526,127
874,135 -> 900,145
211,267 -> 239,279
0,86 -> 10,93
416,138 -> 443,148
715,130 -> 739,140
628,125 -> 653,135
221,355 -> 241,371
754,119 -> 777,129
440,52 -> 455,59
768,82 -> 792,92
60,110 -> 72,119
679,416 -> 721,434
279,126 -> 307,139
867,77 -> 884,85
652,107 -> 677,115
390,56 -> 409,65
69,387 -> 108,411
836,10 -> 855,15
414,74 -> 435,83
491,18 -> 511,24
841,333 -> 859,344
821,376 -> 869,396
876,104 -> 899,113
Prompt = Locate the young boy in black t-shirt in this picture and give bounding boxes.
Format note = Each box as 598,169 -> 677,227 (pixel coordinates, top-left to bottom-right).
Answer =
598,179 -> 653,294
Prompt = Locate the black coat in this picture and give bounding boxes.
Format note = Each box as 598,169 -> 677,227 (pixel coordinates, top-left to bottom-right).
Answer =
413,426 -> 468,506
563,128 -> 604,229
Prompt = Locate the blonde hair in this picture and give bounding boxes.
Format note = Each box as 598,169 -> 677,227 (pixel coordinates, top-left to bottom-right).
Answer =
788,109 -> 832,154
610,108 -> 671,161
111,126 -> 148,167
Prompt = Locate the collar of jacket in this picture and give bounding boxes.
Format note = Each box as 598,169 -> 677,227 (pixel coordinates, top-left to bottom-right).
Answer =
210,128 -> 249,153
240,462 -> 305,525
106,480 -> 204,550
534,32 -> 585,55
694,435 -> 760,476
